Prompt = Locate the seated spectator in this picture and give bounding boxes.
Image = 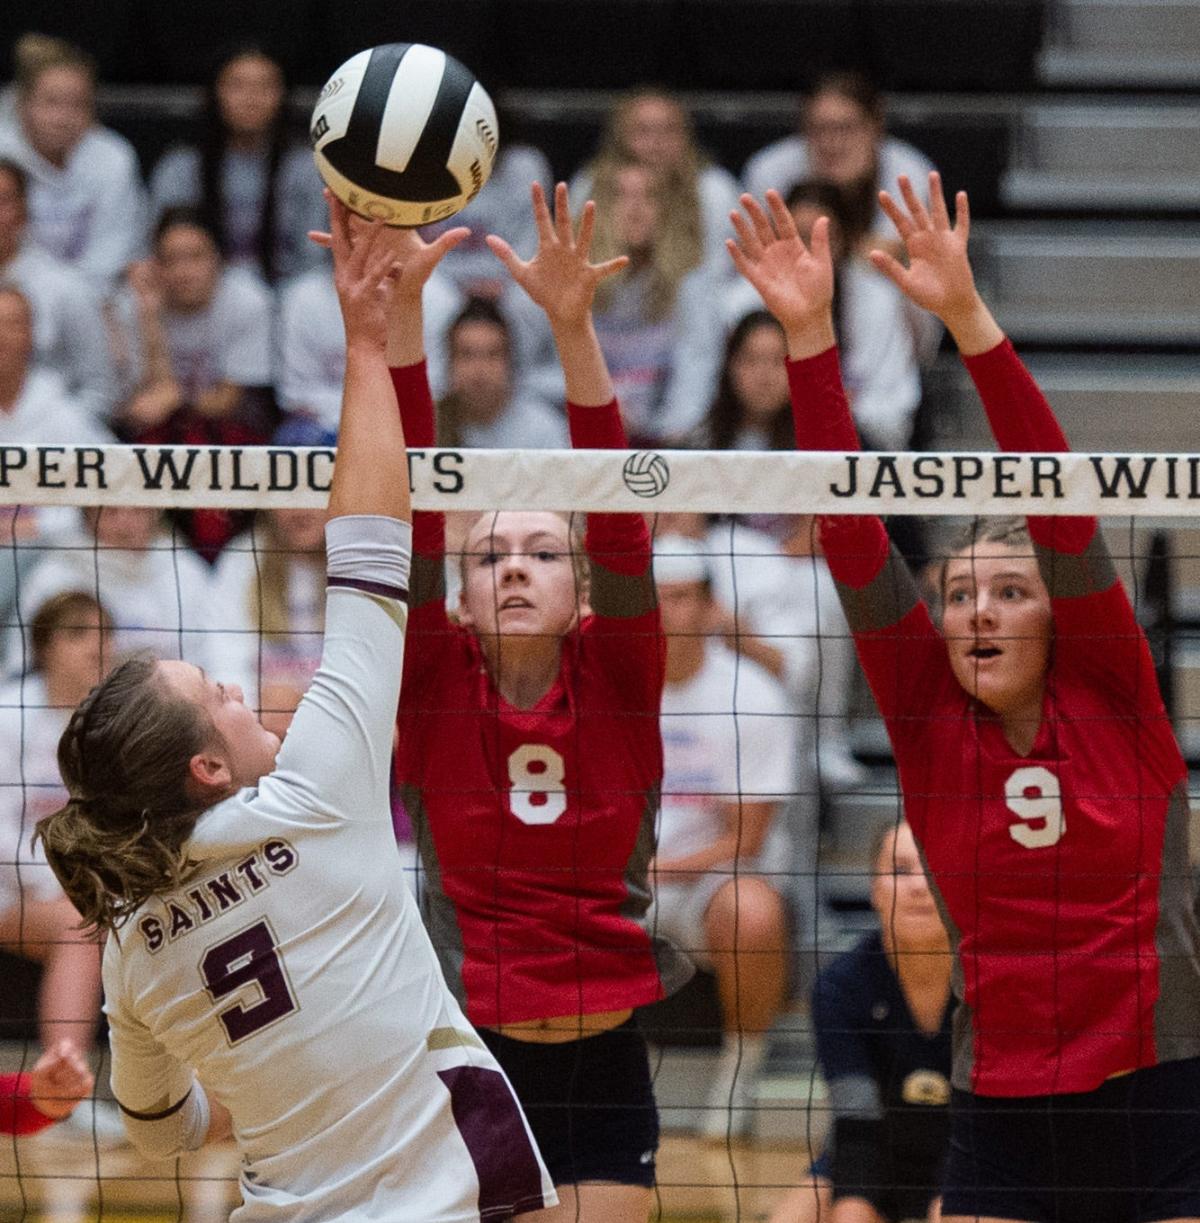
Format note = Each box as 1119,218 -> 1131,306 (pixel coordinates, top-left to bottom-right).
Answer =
0,593 -> 111,1058
0,157 -> 117,419
571,88 -> 741,281
1,1043 -> 94,1135
588,159 -> 722,444
420,103 -> 553,298
113,207 -> 276,558
725,184 -> 922,452
651,536 -> 795,1142
653,509 -> 862,796
207,505 -> 327,738
769,822 -> 951,1223
0,34 -> 146,293
150,45 -> 325,286
277,254 -> 461,430
743,72 -> 934,259
438,298 -> 569,449
6,506 -> 213,676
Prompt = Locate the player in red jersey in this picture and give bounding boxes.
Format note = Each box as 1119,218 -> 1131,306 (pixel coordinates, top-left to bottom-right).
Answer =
1,1042 -> 93,1135
728,173 -> 1200,1223
391,183 -> 691,1223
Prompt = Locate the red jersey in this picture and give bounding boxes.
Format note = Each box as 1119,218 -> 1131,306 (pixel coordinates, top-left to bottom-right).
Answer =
1,1073 -> 54,1136
789,341 -> 1200,1097
391,362 -> 690,1027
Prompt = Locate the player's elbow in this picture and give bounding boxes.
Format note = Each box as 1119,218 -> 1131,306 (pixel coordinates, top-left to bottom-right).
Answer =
118,1082 -> 211,1160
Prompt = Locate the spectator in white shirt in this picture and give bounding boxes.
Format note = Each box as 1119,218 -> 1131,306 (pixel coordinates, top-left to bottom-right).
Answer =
0,591 -> 111,1056
743,72 -> 934,260
571,88 -> 741,282
0,158 -> 117,420
437,298 -> 569,450
651,536 -> 795,1141
7,505 -> 214,677
150,45 -> 325,286
0,35 -> 146,294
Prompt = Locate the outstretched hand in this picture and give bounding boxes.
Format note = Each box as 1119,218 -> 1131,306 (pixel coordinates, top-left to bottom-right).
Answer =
726,190 -> 835,349
309,202 -> 469,302
29,1041 -> 94,1121
487,183 -> 627,331
869,172 -> 979,325
323,192 -> 398,352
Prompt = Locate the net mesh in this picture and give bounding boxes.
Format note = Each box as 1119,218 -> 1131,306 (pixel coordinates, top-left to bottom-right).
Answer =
0,442 -> 1195,1220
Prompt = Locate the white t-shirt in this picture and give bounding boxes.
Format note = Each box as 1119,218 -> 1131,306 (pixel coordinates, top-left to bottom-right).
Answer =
0,673 -> 68,910
0,119 -> 147,292
105,519 -> 553,1222
455,391 -> 569,450
7,523 -> 214,675
276,264 -> 460,431
658,645 -> 795,866
2,241 -> 119,419
116,267 -> 274,401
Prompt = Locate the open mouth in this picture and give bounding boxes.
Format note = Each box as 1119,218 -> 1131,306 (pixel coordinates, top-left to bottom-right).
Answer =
968,645 -> 1002,660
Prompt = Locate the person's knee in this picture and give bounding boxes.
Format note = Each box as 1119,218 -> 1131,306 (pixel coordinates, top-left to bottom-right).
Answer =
704,878 -> 787,952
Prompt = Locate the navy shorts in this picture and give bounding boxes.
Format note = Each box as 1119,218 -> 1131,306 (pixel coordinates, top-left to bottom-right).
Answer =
809,1146 -> 944,1221
480,1018 -> 659,1188
942,1057 -> 1200,1223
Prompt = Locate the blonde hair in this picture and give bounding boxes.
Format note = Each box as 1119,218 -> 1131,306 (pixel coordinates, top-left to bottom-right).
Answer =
35,657 -> 218,933
14,33 -> 96,95
587,148 -> 703,321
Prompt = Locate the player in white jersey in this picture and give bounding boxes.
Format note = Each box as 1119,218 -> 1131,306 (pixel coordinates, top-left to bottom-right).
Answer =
34,196 -> 556,1223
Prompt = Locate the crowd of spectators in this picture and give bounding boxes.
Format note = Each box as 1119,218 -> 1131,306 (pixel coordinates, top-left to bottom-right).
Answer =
0,29 -> 939,1149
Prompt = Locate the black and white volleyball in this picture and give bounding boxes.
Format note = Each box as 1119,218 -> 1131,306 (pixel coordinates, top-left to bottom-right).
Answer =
311,43 -> 498,227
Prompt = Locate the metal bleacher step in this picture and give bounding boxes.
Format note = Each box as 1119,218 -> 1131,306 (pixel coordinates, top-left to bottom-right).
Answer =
973,221 -> 1200,345
1040,0 -> 1200,87
1002,100 -> 1200,212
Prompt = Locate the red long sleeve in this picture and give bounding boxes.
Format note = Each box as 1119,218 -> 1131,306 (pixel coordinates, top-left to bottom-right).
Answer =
1,1074 -> 54,1136
389,361 -> 444,565
962,338 -> 1094,554
786,347 -> 890,589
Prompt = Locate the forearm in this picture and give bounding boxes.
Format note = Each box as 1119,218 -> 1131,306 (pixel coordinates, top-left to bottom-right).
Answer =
386,292 -> 426,368
329,343 -> 410,522
388,361 -> 445,585
552,317 -> 613,407
206,1097 -> 233,1143
137,308 -> 175,388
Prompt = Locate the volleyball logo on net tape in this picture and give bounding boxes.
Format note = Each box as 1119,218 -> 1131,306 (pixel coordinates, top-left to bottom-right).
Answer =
622,451 -> 670,499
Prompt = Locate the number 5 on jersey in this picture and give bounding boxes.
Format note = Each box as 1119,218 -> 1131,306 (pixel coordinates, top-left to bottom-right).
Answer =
507,744 -> 567,826
1005,765 -> 1065,849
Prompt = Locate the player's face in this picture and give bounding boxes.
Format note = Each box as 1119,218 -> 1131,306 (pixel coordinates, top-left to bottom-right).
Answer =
217,54 -> 284,140
871,823 -> 946,948
159,660 -> 282,791
942,541 -> 1053,719
458,511 -> 582,642
43,608 -> 112,704
21,66 -> 93,163
86,505 -> 159,550
269,507 -> 328,553
623,96 -> 688,168
0,291 -> 33,379
156,224 -> 221,312
803,89 -> 879,185
449,320 -> 512,416
729,322 -> 788,422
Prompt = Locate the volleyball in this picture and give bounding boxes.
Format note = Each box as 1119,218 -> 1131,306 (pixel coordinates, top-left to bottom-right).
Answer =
623,451 -> 671,498
310,43 -> 498,228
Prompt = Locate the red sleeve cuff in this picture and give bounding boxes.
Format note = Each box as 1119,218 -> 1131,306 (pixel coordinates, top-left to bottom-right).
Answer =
785,346 -> 860,453
959,336 -> 1015,381
389,360 -> 436,449
567,399 -> 627,450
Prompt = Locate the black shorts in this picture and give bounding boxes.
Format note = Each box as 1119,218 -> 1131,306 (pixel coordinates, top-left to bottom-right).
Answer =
942,1057 -> 1200,1223
810,1138 -> 945,1222
480,1018 -> 659,1188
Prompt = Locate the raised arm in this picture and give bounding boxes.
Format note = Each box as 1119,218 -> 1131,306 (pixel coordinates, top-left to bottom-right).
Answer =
727,192 -> 946,731
489,184 -> 662,695
873,174 -> 1148,698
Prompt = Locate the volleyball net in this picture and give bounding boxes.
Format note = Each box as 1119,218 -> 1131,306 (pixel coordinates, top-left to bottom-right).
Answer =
1,441 -> 1197,1219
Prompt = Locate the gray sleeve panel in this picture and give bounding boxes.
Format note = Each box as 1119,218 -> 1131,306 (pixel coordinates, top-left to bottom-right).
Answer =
833,549 -> 922,635
589,564 -> 657,621
827,1073 -> 884,1120
120,1079 -> 210,1159
1033,530 -> 1118,601
1153,782 -> 1200,1065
